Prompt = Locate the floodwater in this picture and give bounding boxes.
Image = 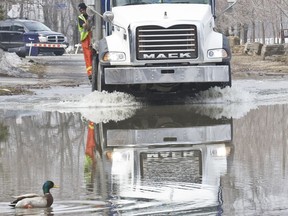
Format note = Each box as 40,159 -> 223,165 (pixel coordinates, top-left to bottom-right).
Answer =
1,56 -> 288,215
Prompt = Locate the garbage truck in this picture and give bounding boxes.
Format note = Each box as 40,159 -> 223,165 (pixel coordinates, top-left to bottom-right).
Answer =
89,0 -> 235,95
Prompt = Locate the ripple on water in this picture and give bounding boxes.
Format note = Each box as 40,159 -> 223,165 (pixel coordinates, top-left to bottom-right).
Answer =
0,181 -> 223,215
106,182 -> 223,215
0,200 -> 107,215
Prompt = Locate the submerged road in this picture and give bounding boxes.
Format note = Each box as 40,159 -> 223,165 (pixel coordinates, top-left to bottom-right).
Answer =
1,53 -> 288,215
0,54 -> 89,88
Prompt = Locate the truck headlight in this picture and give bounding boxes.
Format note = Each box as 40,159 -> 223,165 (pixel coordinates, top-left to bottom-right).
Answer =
102,52 -> 126,62
207,49 -> 228,59
210,146 -> 231,157
38,35 -> 47,42
105,150 -> 130,162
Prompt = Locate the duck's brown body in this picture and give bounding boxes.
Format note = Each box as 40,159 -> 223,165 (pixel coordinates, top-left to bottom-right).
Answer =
9,181 -> 58,208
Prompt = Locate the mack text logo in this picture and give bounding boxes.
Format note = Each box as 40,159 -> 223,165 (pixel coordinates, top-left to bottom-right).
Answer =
143,53 -> 191,59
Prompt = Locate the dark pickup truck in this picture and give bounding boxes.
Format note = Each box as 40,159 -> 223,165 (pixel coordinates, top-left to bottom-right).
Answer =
0,19 -> 68,57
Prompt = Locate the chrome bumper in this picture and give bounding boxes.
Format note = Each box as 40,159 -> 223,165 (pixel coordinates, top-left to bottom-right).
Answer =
104,65 -> 229,84
107,124 -> 232,147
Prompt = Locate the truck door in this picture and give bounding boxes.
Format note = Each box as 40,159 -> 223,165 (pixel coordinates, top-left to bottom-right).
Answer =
9,24 -> 25,49
0,31 -> 12,50
0,22 -> 12,50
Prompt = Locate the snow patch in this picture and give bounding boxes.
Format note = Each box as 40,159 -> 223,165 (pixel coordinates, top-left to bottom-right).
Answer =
0,49 -> 35,77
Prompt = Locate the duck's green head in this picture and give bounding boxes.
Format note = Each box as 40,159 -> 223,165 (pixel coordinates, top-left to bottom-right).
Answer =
42,180 -> 59,194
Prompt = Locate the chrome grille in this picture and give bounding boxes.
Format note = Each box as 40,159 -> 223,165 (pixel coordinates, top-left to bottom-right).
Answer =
136,25 -> 198,60
47,35 -> 65,43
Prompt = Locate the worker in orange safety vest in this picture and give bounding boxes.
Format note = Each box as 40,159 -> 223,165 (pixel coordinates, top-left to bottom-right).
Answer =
85,121 -> 96,162
78,2 -> 93,83
84,121 -> 96,186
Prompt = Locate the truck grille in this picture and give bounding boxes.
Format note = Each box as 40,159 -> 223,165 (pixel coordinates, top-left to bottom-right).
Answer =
136,24 -> 198,60
47,35 -> 65,43
140,150 -> 202,183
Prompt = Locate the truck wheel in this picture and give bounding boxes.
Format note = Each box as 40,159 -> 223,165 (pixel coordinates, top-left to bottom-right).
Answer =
97,65 -> 104,91
54,50 -> 65,56
94,123 -> 103,155
219,62 -> 232,88
92,69 -> 97,91
97,65 -> 116,92
207,62 -> 231,89
91,53 -> 98,91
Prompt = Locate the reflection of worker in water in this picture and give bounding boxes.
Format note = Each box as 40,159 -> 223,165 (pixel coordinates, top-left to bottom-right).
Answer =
84,121 -> 96,187
78,2 -> 93,83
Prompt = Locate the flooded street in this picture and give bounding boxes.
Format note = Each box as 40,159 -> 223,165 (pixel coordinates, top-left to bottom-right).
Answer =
1,55 -> 288,215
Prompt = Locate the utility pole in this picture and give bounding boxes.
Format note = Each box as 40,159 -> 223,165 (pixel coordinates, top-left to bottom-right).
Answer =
94,0 -> 102,42
86,0 -> 102,47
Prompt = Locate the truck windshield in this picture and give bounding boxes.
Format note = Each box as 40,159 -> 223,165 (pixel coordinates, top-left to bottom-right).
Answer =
113,0 -> 210,6
24,21 -> 51,32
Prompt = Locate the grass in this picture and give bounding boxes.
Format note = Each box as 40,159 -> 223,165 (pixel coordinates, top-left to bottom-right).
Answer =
0,87 -> 34,96
231,54 -> 288,78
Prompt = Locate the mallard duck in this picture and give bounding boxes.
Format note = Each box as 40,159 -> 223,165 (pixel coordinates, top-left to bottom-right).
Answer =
9,180 -> 59,208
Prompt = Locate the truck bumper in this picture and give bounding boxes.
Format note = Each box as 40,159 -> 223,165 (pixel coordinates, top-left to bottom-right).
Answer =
104,65 -> 230,84
106,124 -> 232,147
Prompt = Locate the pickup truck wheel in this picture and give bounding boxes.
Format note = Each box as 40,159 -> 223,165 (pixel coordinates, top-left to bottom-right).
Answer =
54,50 -> 65,56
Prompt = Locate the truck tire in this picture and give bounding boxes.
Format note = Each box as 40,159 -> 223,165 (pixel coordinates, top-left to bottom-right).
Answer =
206,62 -> 231,90
54,50 -> 65,56
92,69 -> 97,92
218,62 -> 232,88
91,53 -> 99,91
97,64 -> 103,91
97,65 -> 116,93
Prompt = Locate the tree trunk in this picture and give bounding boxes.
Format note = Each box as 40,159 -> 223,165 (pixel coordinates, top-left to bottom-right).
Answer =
252,21 -> 256,42
241,23 -> 248,44
261,22 -> 265,44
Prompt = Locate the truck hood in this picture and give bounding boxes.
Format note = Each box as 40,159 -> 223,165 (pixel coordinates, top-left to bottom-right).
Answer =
36,31 -> 64,36
112,4 -> 212,27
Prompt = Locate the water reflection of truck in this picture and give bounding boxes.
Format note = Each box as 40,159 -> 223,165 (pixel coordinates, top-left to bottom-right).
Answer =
90,0 -> 235,95
93,105 -> 233,214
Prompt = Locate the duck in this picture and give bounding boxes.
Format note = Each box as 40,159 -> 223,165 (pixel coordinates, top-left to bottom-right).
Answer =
9,180 -> 59,208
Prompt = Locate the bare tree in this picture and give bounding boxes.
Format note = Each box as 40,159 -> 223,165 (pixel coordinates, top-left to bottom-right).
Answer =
2,0 -> 288,45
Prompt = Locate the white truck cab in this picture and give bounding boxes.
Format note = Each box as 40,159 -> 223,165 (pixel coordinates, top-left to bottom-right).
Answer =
91,0 -> 233,95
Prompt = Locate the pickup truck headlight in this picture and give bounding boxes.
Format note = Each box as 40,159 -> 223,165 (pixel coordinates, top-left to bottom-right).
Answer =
207,49 -> 228,59
102,52 -> 126,62
38,35 -> 47,43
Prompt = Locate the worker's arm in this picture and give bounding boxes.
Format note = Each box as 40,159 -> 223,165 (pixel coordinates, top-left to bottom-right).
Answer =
78,17 -> 90,30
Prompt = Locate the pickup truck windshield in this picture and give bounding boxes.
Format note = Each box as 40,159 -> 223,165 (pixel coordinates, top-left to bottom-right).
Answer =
113,0 -> 210,6
24,22 -> 51,32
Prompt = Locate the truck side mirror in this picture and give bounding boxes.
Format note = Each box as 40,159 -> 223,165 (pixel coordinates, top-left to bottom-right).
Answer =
103,11 -> 114,23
